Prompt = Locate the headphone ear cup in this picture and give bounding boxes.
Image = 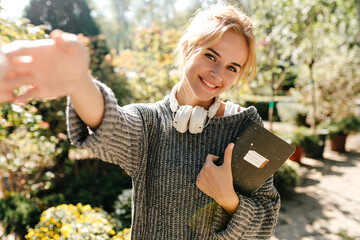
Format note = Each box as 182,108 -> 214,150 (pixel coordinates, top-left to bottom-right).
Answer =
189,106 -> 207,134
173,105 -> 193,133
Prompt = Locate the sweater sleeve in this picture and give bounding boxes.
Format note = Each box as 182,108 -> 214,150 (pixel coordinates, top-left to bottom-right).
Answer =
210,109 -> 280,239
211,176 -> 280,239
66,80 -> 145,178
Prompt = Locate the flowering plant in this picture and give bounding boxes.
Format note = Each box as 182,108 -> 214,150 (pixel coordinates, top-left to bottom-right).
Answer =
26,203 -> 117,240
112,228 -> 131,240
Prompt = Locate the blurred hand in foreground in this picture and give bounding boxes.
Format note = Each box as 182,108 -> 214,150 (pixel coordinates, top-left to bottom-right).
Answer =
0,30 -> 91,104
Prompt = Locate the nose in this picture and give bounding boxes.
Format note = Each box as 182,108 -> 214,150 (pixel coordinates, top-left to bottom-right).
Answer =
209,65 -> 223,82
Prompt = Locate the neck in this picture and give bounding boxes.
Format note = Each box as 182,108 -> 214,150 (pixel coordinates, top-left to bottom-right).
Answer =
175,81 -> 214,110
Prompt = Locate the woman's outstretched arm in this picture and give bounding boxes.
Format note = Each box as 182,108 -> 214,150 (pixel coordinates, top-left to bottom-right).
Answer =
1,30 -> 104,129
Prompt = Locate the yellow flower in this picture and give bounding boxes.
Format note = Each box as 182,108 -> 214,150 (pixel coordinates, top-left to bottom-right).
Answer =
81,204 -> 92,212
61,223 -> 73,238
25,229 -> 35,239
49,217 -> 57,225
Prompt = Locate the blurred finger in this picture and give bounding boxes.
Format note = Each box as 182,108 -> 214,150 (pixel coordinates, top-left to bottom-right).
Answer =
2,39 -> 54,59
0,51 -> 9,78
3,75 -> 34,90
52,30 -> 79,50
50,29 -> 64,39
8,56 -> 34,74
14,86 -> 39,105
0,91 -> 15,103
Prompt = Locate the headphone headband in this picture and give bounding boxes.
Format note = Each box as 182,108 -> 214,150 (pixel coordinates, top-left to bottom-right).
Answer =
169,83 -> 220,134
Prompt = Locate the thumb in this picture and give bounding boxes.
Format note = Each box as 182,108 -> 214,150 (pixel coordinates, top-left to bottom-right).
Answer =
223,143 -> 235,169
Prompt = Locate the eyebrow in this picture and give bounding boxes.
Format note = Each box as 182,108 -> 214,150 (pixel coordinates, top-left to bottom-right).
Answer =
207,48 -> 242,69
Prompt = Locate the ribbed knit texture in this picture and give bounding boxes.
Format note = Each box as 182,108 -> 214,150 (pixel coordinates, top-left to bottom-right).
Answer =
66,80 -> 280,240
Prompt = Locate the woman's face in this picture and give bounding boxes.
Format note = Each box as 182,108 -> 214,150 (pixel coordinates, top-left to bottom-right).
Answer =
183,30 -> 249,102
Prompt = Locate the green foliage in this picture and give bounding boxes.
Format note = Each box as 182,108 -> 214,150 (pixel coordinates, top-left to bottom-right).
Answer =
314,46 -> 360,121
274,160 -> 300,195
248,0 -> 360,126
112,189 -> 132,229
285,126 -> 326,149
92,0 -> 201,51
24,0 -> 100,36
79,34 -> 131,104
61,169 -> 131,213
323,116 -> 360,138
26,203 -> 118,240
276,102 -> 309,126
288,128 -> 308,147
0,18 -> 47,43
0,103 -> 59,195
115,25 -> 181,103
0,192 -> 42,237
36,192 -> 67,210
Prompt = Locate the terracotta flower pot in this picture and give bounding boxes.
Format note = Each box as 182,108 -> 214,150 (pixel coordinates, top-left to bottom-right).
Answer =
289,147 -> 303,163
330,134 -> 347,152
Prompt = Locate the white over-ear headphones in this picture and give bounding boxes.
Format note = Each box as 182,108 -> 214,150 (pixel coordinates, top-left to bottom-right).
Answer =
170,83 -> 220,134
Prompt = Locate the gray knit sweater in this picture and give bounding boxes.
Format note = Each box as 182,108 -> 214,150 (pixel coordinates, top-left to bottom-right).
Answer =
66,81 -> 280,240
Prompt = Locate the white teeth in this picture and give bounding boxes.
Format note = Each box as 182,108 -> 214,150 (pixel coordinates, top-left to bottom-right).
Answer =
201,77 -> 217,88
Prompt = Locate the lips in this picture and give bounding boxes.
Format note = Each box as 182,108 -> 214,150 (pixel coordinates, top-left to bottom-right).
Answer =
199,76 -> 220,89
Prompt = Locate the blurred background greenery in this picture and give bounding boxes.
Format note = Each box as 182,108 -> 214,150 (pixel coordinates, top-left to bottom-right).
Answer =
0,0 -> 359,239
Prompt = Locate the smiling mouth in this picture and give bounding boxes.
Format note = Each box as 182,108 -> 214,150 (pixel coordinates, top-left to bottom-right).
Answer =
199,76 -> 220,89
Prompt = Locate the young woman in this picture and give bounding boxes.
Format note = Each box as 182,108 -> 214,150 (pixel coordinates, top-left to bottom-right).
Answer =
1,4 -> 280,239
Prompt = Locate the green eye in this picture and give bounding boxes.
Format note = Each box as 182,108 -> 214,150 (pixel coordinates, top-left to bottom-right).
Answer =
227,66 -> 237,73
205,53 -> 215,61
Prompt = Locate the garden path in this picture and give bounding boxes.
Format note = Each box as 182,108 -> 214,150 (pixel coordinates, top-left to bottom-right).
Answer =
271,134 -> 360,240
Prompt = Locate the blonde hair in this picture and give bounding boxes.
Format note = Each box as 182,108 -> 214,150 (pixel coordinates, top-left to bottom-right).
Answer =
175,4 -> 257,88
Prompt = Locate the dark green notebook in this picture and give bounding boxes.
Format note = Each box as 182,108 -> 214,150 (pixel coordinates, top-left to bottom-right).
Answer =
215,117 -> 295,196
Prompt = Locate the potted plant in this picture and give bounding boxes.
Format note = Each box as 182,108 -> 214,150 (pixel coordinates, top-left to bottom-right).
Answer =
325,116 -> 360,152
288,128 -> 307,163
303,128 -> 328,158
289,127 -> 328,159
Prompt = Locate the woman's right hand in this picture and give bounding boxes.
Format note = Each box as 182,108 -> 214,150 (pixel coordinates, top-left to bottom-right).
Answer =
0,48 -> 11,102
1,30 -> 91,104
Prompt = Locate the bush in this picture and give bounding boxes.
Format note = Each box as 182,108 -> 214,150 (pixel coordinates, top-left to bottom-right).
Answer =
276,101 -> 309,126
62,169 -> 131,213
112,228 -> 131,240
26,203 -> 117,240
112,189 -> 132,229
0,192 -> 42,238
274,160 -> 300,195
323,115 -> 360,139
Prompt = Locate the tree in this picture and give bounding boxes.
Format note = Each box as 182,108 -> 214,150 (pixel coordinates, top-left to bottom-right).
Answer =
114,25 -> 181,103
24,0 -> 100,36
289,0 -> 360,127
242,0 -> 359,131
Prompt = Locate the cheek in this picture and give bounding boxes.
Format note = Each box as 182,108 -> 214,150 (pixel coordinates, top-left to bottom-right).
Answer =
222,73 -> 237,88
184,58 -> 203,80
184,58 -> 195,77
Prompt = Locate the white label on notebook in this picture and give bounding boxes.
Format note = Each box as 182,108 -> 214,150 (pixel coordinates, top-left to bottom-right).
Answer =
243,150 -> 269,168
